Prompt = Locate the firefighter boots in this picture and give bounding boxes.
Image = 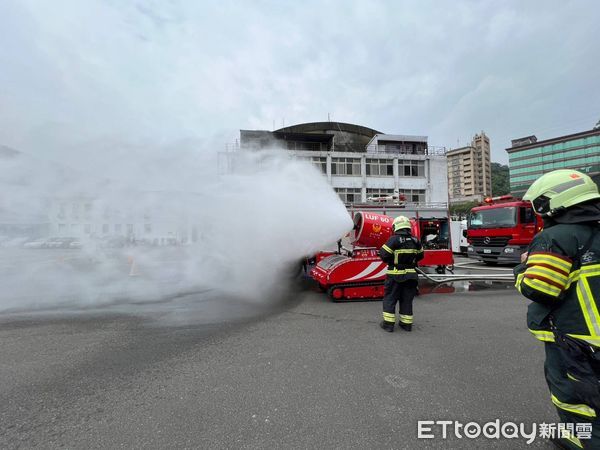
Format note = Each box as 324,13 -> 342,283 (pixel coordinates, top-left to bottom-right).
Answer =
379,321 -> 394,332
398,323 -> 412,332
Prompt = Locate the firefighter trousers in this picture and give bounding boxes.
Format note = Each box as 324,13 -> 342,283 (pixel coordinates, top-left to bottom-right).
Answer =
382,278 -> 417,326
543,342 -> 600,448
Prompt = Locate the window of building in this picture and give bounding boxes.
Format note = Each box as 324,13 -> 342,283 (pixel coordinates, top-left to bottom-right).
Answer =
399,189 -> 425,203
84,224 -> 91,234
511,144 -> 600,169
335,187 -> 361,203
297,155 -> 327,173
384,143 -> 420,154
102,224 -> 109,234
309,156 -> 327,173
331,158 -> 361,176
286,141 -> 323,151
399,160 -> 424,177
366,188 -> 394,198
145,224 -> 152,234
511,173 -> 536,183
366,159 -> 393,176
115,224 -> 122,233
380,142 -> 406,153
513,147 -> 543,158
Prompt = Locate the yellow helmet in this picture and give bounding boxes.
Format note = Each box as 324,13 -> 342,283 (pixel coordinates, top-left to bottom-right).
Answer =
523,169 -> 600,217
393,215 -> 411,231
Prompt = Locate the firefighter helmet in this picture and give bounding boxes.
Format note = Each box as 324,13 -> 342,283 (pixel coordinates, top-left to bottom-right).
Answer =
523,169 -> 600,217
393,215 -> 411,231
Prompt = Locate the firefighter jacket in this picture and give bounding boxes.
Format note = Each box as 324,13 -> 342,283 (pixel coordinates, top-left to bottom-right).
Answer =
379,230 -> 424,282
514,220 -> 600,346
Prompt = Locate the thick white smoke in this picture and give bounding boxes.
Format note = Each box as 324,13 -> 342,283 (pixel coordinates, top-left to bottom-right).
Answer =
0,144 -> 352,314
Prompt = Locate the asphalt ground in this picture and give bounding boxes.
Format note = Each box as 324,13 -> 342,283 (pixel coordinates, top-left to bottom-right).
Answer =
0,256 -> 560,449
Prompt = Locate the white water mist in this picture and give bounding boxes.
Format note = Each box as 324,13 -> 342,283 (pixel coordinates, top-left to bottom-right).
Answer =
0,144 -> 352,313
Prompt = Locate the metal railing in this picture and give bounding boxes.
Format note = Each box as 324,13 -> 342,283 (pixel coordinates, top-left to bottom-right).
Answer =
347,201 -> 449,210
224,142 -> 240,152
365,144 -> 447,156
226,141 -> 448,156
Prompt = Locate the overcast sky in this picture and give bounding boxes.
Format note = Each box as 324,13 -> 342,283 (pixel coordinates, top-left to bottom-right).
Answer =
1,0 -> 599,165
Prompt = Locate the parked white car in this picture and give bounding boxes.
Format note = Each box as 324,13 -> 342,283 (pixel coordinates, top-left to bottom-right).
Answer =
24,239 -> 48,249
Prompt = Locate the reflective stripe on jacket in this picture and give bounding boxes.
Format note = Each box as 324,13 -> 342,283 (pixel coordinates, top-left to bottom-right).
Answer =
380,230 -> 424,282
515,223 -> 600,345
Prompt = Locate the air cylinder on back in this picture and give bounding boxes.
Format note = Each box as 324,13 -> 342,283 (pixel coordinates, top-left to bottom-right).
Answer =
351,211 -> 394,248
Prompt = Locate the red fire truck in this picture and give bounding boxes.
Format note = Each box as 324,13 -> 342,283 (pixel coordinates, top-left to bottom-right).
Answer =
466,195 -> 542,265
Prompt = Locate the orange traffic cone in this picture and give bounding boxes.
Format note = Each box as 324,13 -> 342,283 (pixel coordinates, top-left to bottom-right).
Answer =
128,256 -> 139,277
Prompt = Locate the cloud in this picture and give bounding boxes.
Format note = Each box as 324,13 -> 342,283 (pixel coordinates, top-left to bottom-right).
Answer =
0,0 -> 598,164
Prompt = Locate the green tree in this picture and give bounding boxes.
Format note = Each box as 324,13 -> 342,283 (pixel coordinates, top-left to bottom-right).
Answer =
449,200 -> 480,219
491,162 -> 510,196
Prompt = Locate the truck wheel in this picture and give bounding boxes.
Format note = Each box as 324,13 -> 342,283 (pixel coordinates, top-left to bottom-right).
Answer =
435,265 -> 446,274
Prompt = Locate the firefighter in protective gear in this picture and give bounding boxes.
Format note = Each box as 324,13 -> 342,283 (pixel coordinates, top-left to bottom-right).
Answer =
379,215 -> 424,332
514,169 -> 600,449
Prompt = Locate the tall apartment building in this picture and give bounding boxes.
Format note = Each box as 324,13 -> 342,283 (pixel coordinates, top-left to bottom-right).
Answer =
447,132 -> 492,203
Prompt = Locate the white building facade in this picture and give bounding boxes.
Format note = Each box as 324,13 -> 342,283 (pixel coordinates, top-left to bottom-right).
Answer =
238,123 -> 448,206
47,193 -> 202,245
